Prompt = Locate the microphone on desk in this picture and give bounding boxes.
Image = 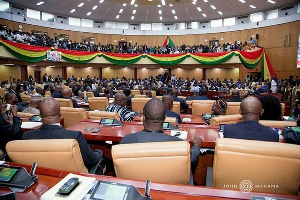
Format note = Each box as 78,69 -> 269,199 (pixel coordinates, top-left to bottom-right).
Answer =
144,180 -> 151,199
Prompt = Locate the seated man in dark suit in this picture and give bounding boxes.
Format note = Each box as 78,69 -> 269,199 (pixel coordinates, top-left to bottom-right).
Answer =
162,94 -> 182,123
5,93 -> 28,112
224,97 -> 279,142
170,89 -> 188,113
62,89 -> 80,108
51,85 -> 63,98
186,88 -> 210,101
22,97 -> 103,170
227,89 -> 242,102
120,98 -> 202,171
0,99 -> 22,152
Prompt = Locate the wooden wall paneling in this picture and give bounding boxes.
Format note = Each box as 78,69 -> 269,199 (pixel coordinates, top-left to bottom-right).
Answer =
0,65 -> 21,81
102,67 -> 135,79
67,67 -> 99,79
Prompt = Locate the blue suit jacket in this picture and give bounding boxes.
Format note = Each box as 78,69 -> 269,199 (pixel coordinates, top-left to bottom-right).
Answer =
224,121 -> 279,142
166,110 -> 182,123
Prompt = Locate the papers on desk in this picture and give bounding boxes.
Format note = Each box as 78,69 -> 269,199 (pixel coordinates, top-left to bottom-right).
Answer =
21,122 -> 42,129
41,173 -> 95,200
171,130 -> 188,140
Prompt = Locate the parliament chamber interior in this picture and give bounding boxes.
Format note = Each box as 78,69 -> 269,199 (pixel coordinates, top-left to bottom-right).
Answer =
0,0 -> 300,199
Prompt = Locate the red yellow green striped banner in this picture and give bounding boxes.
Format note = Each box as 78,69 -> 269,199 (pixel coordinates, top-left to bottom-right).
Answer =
0,39 -> 277,79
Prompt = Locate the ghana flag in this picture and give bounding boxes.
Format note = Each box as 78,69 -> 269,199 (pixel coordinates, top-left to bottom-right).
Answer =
162,36 -> 175,48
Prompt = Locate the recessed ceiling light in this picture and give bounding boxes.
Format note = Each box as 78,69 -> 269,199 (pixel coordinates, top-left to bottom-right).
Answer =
78,3 -> 84,7
160,16 -> 163,20
70,9 -> 76,13
99,0 -> 104,3
159,10 -> 162,14
123,3 -> 126,6
131,16 -> 134,19
218,11 -> 223,15
192,2 -> 196,4
203,0 -> 208,2
197,7 -> 202,11
202,13 -> 207,17
36,1 -> 44,6
169,4 -> 173,7
133,10 -> 136,14
87,12 -> 91,15
239,0 -> 246,3
134,4 -> 138,7
174,16 -> 178,19
130,0 -> 135,5
158,5 -> 161,7
267,0 -> 276,4
116,15 -> 120,19
172,10 -> 175,14
161,0 -> 166,5
249,5 -> 256,8
210,5 -> 216,9
119,9 -> 123,13
92,6 -> 98,10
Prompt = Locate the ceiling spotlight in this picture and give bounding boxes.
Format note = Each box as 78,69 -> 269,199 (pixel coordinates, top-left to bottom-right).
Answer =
92,6 -> 98,10
87,12 -> 91,15
159,10 -> 162,14
174,16 -> 178,19
131,16 -> 134,19
169,4 -> 173,7
239,0 -> 246,3
133,10 -> 136,14
202,13 -> 207,17
70,9 -> 76,13
203,0 -> 208,2
210,5 -> 216,9
116,15 -> 120,19
172,10 -> 175,14
36,1 -> 44,6
134,4 -> 138,7
123,3 -> 126,6
197,7 -> 202,11
119,9 -> 123,13
218,11 -> 223,15
267,0 -> 276,3
99,0 -> 104,3
158,5 -> 161,7
78,3 -> 84,7
249,5 -> 256,8
130,0 -> 135,5
160,16 -> 163,20
161,0 -> 166,6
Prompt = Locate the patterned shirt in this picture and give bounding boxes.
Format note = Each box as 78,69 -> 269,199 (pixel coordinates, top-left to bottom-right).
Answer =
105,104 -> 133,122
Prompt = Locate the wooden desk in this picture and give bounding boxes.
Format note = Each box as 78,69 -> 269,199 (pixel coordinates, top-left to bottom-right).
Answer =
67,122 -> 219,148
1,163 -> 298,200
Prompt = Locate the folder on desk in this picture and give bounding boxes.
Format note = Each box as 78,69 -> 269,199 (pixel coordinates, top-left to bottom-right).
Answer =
41,173 -> 95,200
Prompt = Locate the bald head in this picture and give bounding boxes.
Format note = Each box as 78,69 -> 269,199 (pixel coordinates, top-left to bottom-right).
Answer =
114,93 -> 126,107
62,89 -> 70,97
39,97 -> 61,124
143,99 -> 166,131
240,97 -> 263,122
170,89 -> 179,97
162,95 -> 173,110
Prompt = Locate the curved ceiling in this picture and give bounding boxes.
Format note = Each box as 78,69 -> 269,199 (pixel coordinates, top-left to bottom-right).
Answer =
5,0 -> 299,23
